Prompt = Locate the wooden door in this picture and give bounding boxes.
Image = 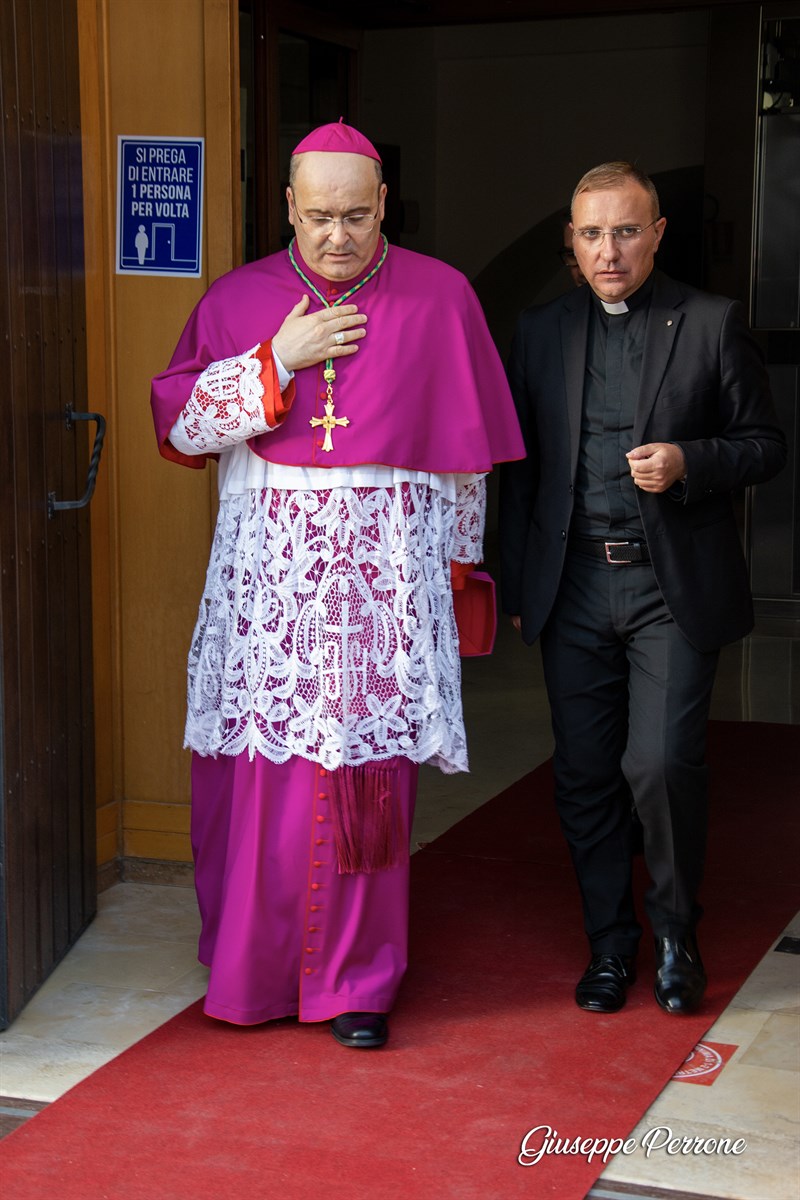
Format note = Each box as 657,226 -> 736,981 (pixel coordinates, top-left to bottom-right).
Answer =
0,0 -> 97,1028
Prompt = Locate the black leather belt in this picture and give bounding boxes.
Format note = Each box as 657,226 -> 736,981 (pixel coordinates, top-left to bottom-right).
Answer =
570,537 -> 651,564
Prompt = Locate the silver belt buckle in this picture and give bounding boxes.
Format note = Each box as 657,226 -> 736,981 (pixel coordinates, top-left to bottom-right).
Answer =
604,541 -> 631,564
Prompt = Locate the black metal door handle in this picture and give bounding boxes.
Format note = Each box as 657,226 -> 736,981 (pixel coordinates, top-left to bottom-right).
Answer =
47,405 -> 107,518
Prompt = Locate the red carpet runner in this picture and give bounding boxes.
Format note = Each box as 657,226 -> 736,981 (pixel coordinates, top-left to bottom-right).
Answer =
1,721 -> 798,1199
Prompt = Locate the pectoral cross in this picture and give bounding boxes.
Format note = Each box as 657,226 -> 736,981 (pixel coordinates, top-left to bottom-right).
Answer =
310,366 -> 350,452
310,397 -> 350,452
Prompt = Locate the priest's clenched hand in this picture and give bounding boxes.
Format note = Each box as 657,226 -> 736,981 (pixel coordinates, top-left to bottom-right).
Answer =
272,294 -> 367,372
626,442 -> 686,493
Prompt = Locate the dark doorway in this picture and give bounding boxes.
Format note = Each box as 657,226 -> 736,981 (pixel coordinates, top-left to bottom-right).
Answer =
240,2 -> 360,261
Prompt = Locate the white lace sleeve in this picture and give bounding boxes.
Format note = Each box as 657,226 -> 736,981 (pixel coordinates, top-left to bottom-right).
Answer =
452,474 -> 486,563
169,346 -> 273,456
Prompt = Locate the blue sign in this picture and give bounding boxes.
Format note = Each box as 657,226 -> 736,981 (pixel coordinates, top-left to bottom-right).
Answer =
116,136 -> 204,277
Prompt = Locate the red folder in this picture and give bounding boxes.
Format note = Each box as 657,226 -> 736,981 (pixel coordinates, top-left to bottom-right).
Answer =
452,570 -> 497,657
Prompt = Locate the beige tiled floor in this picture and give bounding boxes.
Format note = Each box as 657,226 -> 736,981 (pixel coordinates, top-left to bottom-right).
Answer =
592,920 -> 800,1200
1,612 -> 798,1199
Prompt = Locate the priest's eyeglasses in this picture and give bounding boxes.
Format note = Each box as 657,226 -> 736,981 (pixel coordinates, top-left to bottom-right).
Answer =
292,202 -> 380,236
575,219 -> 660,245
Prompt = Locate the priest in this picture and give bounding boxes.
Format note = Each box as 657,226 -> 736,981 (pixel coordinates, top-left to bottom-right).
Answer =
151,120 -> 523,1049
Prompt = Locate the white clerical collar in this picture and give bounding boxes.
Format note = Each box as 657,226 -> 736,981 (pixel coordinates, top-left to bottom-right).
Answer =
601,299 -> 629,314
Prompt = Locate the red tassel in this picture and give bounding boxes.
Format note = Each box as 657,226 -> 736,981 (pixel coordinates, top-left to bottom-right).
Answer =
327,765 -> 407,874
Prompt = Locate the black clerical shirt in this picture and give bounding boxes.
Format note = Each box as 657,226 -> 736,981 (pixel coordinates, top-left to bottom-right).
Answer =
571,274 -> 655,540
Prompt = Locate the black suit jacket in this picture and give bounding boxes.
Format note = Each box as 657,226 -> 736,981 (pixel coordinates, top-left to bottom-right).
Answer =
499,271 -> 787,653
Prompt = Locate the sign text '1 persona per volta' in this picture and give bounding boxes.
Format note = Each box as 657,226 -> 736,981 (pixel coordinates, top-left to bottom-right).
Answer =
116,136 -> 204,277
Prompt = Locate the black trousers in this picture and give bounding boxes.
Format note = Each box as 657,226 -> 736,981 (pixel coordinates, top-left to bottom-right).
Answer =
539,549 -> 720,956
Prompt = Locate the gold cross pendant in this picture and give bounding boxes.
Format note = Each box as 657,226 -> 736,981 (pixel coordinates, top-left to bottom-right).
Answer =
310,397 -> 350,453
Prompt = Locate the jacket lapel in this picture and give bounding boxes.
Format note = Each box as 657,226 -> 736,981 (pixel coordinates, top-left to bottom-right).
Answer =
634,271 -> 684,441
560,287 -> 590,482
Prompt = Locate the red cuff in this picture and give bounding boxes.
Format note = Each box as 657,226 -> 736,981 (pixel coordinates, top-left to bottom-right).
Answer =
255,340 -> 296,427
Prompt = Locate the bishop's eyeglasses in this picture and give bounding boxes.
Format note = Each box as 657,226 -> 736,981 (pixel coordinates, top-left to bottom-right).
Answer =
574,219 -> 660,245
292,197 -> 381,236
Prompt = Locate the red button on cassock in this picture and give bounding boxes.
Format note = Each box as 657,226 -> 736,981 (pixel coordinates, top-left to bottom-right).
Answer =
311,883 -> 320,891
304,967 -> 313,976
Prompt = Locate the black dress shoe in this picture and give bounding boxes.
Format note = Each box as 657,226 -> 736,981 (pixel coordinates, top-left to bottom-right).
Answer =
575,954 -> 637,1013
654,935 -> 706,1015
330,1012 -> 388,1048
